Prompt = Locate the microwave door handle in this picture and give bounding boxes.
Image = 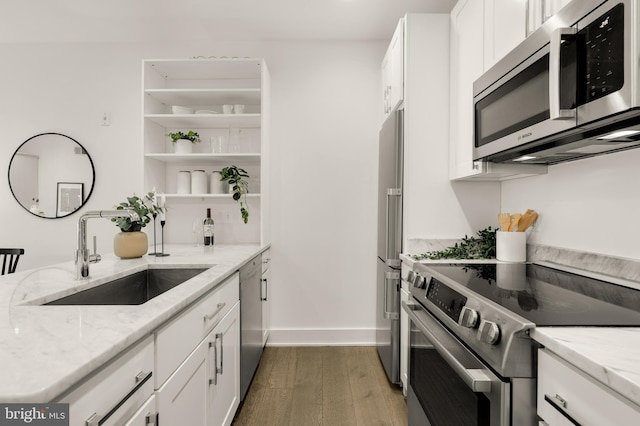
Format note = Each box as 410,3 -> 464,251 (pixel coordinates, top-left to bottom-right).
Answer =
549,27 -> 577,120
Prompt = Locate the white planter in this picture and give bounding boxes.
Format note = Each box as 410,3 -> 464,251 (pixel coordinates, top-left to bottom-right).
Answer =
174,139 -> 193,154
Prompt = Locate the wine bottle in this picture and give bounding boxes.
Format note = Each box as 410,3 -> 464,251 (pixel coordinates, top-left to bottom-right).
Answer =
203,208 -> 215,246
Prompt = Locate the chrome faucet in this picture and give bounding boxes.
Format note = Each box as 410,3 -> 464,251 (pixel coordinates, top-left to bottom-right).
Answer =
76,210 -> 140,279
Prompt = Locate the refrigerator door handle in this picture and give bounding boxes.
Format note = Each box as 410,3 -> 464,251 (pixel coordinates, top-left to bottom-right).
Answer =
384,271 -> 400,320
385,188 -> 402,267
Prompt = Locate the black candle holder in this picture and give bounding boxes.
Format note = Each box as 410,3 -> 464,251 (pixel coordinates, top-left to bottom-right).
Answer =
156,219 -> 170,257
148,213 -> 158,255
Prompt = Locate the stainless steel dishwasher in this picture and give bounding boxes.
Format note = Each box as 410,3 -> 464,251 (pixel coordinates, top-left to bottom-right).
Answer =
239,253 -> 263,401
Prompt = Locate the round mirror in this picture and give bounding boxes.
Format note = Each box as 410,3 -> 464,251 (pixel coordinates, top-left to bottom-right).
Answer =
8,133 -> 95,218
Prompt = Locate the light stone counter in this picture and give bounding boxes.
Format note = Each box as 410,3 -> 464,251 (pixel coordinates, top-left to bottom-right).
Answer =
531,327 -> 640,408
0,243 -> 265,403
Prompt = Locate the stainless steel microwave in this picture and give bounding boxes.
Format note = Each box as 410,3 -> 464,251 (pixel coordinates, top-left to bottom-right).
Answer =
473,0 -> 640,164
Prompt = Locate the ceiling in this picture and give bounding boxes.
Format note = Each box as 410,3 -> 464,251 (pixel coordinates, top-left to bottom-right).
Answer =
0,0 -> 457,43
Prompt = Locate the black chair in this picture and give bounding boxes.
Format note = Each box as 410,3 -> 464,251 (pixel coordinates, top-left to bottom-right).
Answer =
1,248 -> 24,275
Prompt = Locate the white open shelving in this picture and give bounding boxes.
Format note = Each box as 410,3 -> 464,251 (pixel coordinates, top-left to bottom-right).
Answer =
143,58 -> 270,244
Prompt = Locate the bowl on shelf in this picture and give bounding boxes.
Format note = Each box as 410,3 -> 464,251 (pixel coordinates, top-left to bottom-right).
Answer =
172,105 -> 195,114
195,109 -> 218,114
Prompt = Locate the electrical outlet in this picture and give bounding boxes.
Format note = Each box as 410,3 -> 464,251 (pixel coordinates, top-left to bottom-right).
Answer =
102,112 -> 111,126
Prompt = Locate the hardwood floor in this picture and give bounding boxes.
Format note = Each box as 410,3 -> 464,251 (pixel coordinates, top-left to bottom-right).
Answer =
233,346 -> 407,426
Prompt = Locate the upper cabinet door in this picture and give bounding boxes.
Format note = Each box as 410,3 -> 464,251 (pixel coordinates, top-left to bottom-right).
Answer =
484,0 -> 527,69
381,19 -> 404,122
449,0 -> 486,179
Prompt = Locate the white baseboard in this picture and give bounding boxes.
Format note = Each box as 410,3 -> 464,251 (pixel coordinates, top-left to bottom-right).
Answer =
266,328 -> 376,347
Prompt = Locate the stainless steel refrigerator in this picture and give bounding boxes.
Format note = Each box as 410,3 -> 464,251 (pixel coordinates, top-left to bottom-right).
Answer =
376,107 -> 403,384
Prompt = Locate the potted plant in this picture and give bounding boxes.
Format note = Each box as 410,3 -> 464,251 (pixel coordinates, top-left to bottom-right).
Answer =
167,130 -> 201,154
111,191 -> 164,258
220,165 -> 250,224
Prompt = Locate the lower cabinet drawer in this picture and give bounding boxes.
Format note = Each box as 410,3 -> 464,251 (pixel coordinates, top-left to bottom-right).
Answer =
155,272 -> 239,387
57,335 -> 154,426
538,349 -> 640,426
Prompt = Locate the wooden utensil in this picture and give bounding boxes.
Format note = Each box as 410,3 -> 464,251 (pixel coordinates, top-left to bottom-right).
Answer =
498,213 -> 511,231
508,214 -> 521,232
517,210 -> 538,232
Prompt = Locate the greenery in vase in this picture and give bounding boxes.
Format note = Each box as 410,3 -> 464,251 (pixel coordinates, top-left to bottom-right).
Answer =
411,226 -> 497,260
220,165 -> 250,224
166,131 -> 201,144
112,191 -> 165,232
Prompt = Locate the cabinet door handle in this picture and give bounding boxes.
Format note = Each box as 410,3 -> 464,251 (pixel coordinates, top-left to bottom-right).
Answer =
145,412 -> 159,425
209,340 -> 218,386
203,302 -> 226,322
216,332 -> 224,376
85,370 -> 153,426
261,278 -> 268,301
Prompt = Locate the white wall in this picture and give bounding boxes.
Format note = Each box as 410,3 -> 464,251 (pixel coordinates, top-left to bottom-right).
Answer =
0,40 -> 384,344
501,148 -> 640,260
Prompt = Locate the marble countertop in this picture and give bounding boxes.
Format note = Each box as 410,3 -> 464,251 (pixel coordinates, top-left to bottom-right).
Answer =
0,243 -> 265,403
531,327 -> 640,408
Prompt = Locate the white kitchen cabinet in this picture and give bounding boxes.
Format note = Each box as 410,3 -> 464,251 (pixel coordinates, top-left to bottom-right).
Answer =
143,59 -> 270,245
537,349 -> 640,425
527,0 -> 574,35
484,0 -> 527,69
399,262 -> 412,396
261,249 -> 271,346
56,336 -> 155,426
381,19 -> 404,121
123,396 -> 157,426
207,302 -> 241,426
449,0 -> 547,181
156,302 -> 240,426
155,272 -> 239,388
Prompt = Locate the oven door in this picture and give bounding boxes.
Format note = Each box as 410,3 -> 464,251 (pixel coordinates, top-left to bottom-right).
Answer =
403,301 -> 509,426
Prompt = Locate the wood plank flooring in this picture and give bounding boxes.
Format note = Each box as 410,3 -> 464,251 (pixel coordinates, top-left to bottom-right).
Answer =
232,346 -> 407,426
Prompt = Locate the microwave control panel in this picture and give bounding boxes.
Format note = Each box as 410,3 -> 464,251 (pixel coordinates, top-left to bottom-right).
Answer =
578,3 -> 624,105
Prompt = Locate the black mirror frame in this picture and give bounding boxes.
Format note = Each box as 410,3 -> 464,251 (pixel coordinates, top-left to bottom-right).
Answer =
7,132 -> 96,219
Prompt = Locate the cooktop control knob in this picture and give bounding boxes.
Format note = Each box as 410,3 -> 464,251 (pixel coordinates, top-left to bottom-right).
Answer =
413,274 -> 426,289
477,319 -> 500,345
458,306 -> 479,328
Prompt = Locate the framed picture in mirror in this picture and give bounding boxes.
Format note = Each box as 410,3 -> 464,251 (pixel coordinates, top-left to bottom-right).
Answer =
56,182 -> 84,217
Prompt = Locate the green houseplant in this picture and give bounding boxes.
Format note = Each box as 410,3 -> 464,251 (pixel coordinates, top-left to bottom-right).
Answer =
111,191 -> 165,259
220,165 -> 250,224
167,131 -> 201,154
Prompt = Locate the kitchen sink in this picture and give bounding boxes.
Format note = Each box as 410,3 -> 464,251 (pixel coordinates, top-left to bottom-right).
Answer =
45,268 -> 209,305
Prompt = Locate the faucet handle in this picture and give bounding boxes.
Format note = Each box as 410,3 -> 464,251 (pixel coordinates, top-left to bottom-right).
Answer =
89,235 -> 101,264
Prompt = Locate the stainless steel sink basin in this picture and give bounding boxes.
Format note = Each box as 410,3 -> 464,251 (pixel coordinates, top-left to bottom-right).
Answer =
45,268 -> 208,305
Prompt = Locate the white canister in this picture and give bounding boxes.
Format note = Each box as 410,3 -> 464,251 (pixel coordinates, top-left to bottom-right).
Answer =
496,231 -> 527,262
177,171 -> 191,194
191,170 -> 207,194
209,171 -> 226,194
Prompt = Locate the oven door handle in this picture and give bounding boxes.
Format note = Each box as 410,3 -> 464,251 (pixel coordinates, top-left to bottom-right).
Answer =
549,26 -> 577,120
403,301 -> 492,393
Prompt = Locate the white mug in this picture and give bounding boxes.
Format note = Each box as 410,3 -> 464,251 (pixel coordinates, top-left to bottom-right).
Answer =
222,104 -> 233,114
234,104 -> 245,114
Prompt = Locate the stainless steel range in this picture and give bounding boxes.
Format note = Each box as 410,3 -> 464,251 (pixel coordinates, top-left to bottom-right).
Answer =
403,261 -> 640,426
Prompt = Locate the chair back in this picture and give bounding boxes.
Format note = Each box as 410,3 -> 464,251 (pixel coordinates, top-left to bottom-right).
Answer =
1,248 -> 24,275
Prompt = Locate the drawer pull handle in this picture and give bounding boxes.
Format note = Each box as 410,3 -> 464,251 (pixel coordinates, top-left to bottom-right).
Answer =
544,394 -> 582,426
203,302 -> 226,322
85,370 -> 153,426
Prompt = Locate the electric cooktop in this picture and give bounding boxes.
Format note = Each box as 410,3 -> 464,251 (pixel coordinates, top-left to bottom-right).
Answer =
424,262 -> 640,327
